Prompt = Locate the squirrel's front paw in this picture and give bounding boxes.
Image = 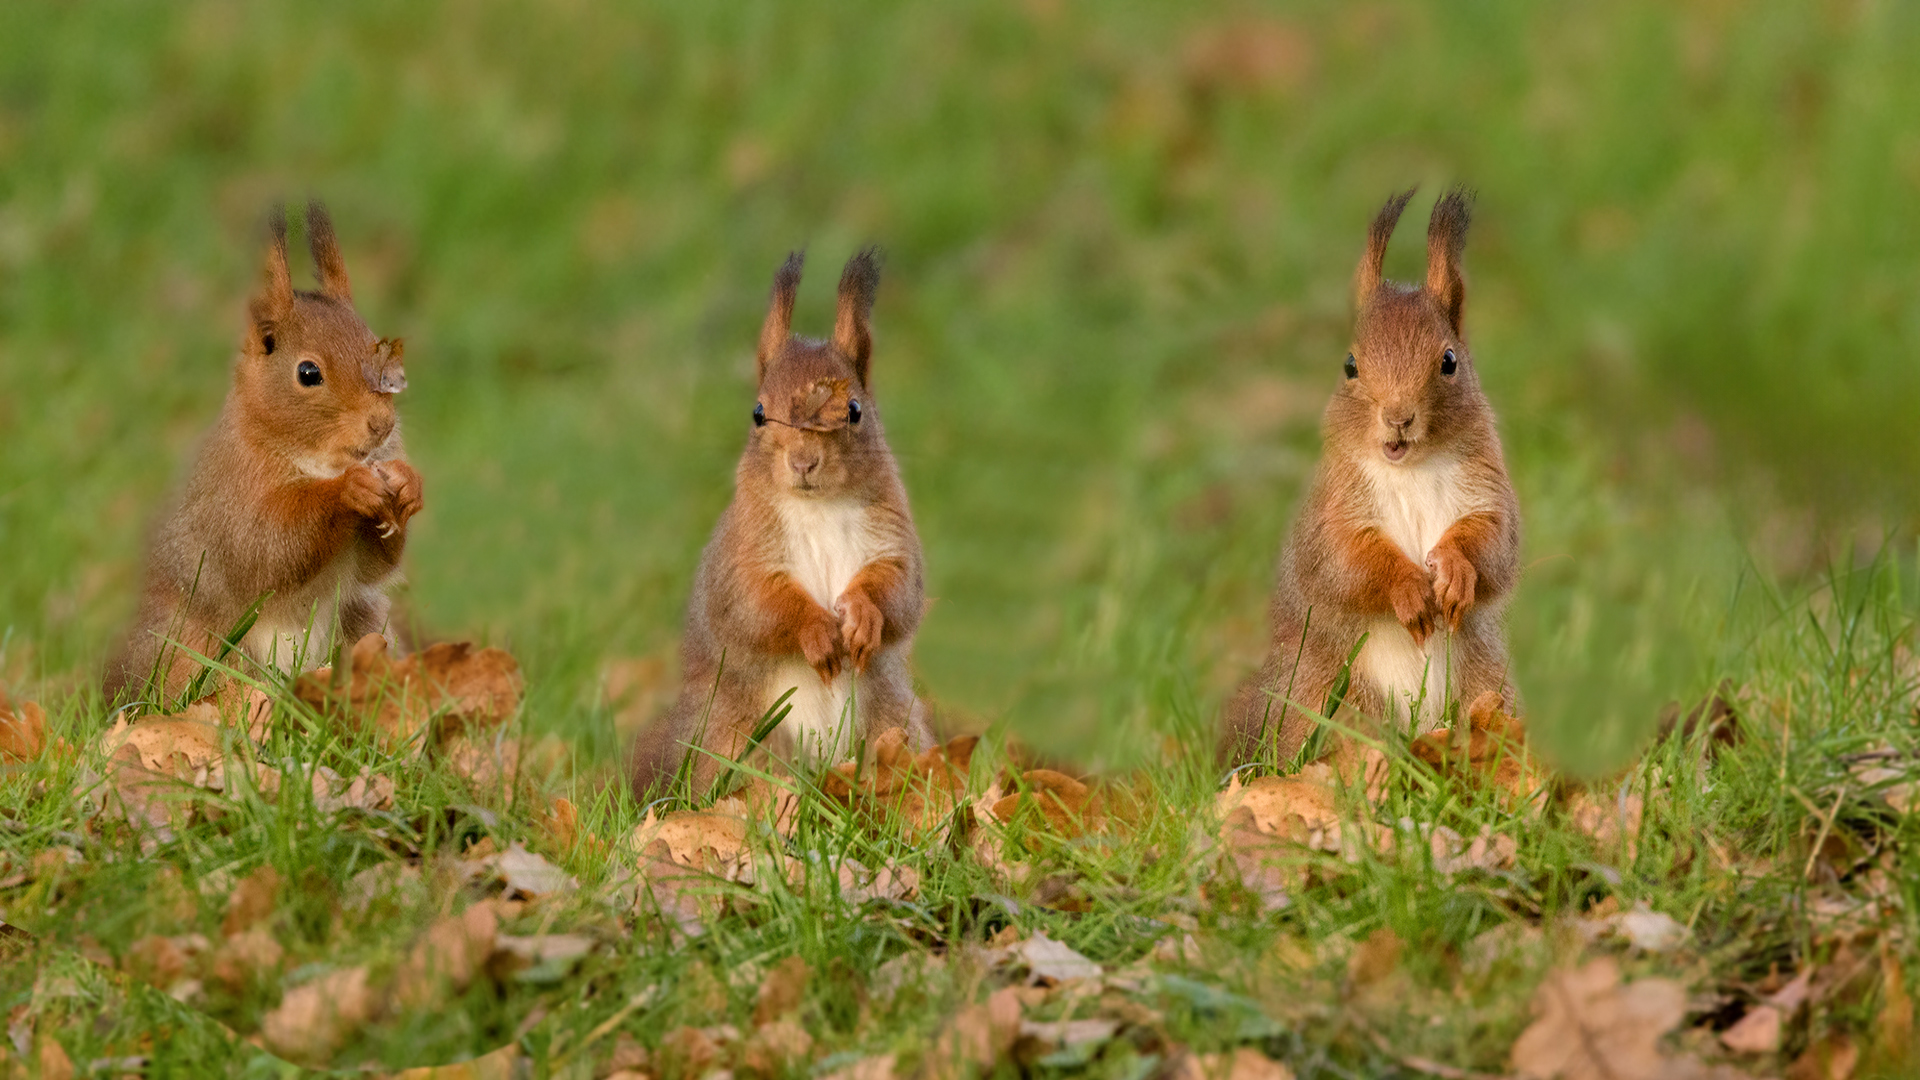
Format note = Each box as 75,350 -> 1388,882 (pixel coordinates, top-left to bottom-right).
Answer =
339,465 -> 390,520
1388,565 -> 1437,646
375,460 -> 425,532
1426,544 -> 1478,631
836,590 -> 885,674
798,611 -> 842,684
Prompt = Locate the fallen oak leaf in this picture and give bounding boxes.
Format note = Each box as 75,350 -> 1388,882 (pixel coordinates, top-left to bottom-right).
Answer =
923,986 -> 1022,1080
260,965 -> 380,1064
1015,931 -> 1101,985
0,698 -> 49,765
753,955 -> 809,1026
221,865 -> 280,937
741,1018 -> 813,1076
1510,957 -> 1739,1080
482,843 -> 577,900
294,634 -> 522,750
837,859 -> 920,905
393,901 -> 501,1011
1170,1047 -> 1296,1080
1409,691 -> 1548,810
489,933 -> 596,982
821,728 -> 977,841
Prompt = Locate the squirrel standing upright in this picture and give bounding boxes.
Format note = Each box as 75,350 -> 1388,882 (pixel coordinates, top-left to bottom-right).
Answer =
630,249 -> 932,800
1222,188 -> 1520,764
105,202 -> 423,706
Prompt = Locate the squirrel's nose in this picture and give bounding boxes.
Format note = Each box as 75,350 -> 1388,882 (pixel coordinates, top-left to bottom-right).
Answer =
1383,409 -> 1415,431
368,414 -> 395,443
789,451 -> 821,479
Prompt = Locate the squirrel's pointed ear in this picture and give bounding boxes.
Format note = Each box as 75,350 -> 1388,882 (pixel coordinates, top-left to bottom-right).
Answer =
833,246 -> 881,387
1425,187 -> 1473,336
1353,188 -> 1415,311
757,250 -> 804,384
248,206 -> 294,352
305,200 -> 353,303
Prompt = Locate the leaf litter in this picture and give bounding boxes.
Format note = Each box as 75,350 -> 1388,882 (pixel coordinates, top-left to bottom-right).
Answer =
5,646 -> 1913,1079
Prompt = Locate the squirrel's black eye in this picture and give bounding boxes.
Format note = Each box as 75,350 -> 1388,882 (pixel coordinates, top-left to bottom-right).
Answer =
848,399 -> 862,424
752,402 -> 767,427
1343,354 -> 1358,380
1441,348 -> 1458,376
262,332 -> 276,355
296,360 -> 323,387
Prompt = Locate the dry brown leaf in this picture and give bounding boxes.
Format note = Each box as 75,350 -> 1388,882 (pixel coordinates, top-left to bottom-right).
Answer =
623,807 -> 755,936
1217,771 -> 1387,858
1419,823 -> 1520,875
382,1043 -> 521,1079
924,986 -> 1022,1080
537,796 -> 607,861
741,1017 -> 814,1076
754,955 -> 809,1026
656,1026 -> 721,1078
393,901 -> 500,1011
1409,691 -> 1549,808
1347,927 -> 1404,991
1171,1046 -> 1296,1080
821,728 -> 977,840
1880,941 -> 1913,1065
0,699 -> 48,765
34,1034 -> 73,1080
482,843 -> 576,900
1786,1035 -> 1859,1080
99,713 -> 229,831
1015,1019 -> 1119,1061
1567,786 -> 1645,861
122,934 -> 189,990
837,859 -> 920,905
294,634 -> 522,749
441,732 -> 524,790
261,965 -> 379,1063
222,866 -> 280,937
1511,957 -> 1732,1080
1720,1003 -> 1782,1054
1015,932 -> 1101,985
489,933 -> 595,980
818,1054 -> 896,1080
1617,905 -> 1690,954
209,926 -> 284,992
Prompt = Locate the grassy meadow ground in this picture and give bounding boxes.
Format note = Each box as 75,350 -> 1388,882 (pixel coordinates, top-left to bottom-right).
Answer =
4,1 -> 1920,1076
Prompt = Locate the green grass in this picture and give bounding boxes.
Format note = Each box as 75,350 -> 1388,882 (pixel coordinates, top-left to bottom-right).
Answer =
3,0 -> 1920,1075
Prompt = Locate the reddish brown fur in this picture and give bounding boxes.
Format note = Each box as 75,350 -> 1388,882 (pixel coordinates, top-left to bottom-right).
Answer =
1223,188 -> 1521,764
104,203 -> 423,706
630,249 -> 931,800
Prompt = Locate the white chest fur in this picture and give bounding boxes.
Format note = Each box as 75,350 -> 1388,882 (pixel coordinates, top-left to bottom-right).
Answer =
1362,453 -> 1469,564
776,496 -> 880,610
765,496 -> 886,763
1353,453 -> 1473,731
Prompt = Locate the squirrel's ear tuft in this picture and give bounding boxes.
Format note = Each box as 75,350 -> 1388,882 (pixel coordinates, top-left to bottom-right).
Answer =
248,205 -> 294,351
757,250 -> 805,384
1353,188 -> 1415,311
306,199 -> 353,303
1425,187 -> 1473,336
834,246 -> 882,387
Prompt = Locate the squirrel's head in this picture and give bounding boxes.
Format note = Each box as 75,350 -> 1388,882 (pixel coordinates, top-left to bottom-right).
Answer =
1328,187 -> 1485,467
746,248 -> 887,498
234,202 -> 407,477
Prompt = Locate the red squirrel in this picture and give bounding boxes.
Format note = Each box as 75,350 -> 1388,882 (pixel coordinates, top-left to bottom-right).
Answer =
1223,188 -> 1521,764
630,249 -> 933,799
105,203 -> 423,706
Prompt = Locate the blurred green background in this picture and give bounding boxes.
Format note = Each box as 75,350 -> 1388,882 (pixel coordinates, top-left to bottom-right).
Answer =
3,0 -> 1916,773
